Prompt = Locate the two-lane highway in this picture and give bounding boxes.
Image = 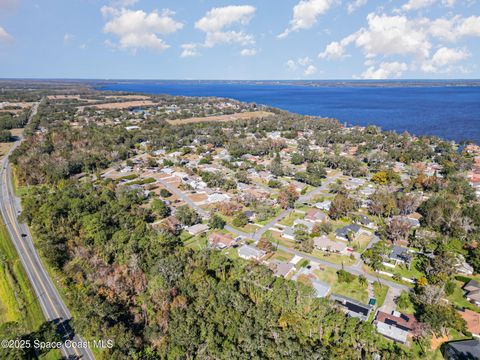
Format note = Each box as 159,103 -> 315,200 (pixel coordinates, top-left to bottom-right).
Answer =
0,103 -> 95,359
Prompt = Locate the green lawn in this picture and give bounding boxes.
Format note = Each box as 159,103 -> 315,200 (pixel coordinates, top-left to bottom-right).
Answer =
390,257 -> 425,280
447,280 -> 480,313
314,267 -> 369,303
311,249 -> 355,266
278,212 -> 304,226
373,282 -> 388,308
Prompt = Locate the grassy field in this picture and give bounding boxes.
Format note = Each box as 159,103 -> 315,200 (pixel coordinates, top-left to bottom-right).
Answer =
0,212 -> 44,329
314,267 -> 369,303
0,220 -> 62,359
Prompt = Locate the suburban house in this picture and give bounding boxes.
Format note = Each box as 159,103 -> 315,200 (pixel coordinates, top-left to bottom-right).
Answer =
271,261 -> 295,278
208,193 -> 231,204
208,232 -> 235,249
463,280 -> 480,306
355,214 -> 376,229
238,245 -> 266,261
304,209 -> 328,223
441,339 -> 480,360
374,311 -> 417,344
161,216 -> 182,234
330,294 -> 373,321
405,212 -> 422,228
335,224 -> 363,242
282,227 -> 295,240
454,254 -> 474,275
314,235 -> 349,254
458,309 -> 480,338
311,279 -> 331,298
385,246 -> 412,269
293,219 -> 315,233
187,223 -> 209,236
314,200 -> 331,211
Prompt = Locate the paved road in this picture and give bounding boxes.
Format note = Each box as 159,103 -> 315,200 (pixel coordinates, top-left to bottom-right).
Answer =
275,244 -> 408,291
0,103 -> 95,359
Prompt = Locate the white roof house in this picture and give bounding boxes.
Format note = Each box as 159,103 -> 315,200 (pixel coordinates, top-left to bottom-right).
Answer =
238,245 -> 266,261
208,193 -> 231,203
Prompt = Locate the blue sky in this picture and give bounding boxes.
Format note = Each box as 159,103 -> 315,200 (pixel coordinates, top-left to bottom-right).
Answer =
0,0 -> 479,79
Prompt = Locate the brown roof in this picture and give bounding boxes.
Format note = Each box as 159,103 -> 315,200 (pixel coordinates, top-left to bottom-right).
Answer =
458,309 -> 480,335
375,311 -> 417,332
208,232 -> 235,248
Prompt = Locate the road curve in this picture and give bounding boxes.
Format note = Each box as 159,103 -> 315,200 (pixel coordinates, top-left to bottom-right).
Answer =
0,103 -> 95,359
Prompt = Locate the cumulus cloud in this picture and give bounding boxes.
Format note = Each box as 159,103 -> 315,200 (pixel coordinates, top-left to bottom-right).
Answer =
240,48 -> 257,56
347,0 -> 367,14
304,64 -> 318,75
180,43 -> 199,58
354,13 -> 431,59
318,33 -> 357,59
195,5 -> 256,48
359,61 -> 408,79
286,57 -> 318,76
0,26 -> 12,42
421,46 -> 470,72
400,0 -> 457,11
101,6 -> 183,51
429,15 -> 480,41
402,0 -> 436,11
279,0 -> 333,38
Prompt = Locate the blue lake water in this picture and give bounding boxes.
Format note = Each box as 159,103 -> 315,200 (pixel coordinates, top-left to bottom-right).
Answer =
100,82 -> 480,144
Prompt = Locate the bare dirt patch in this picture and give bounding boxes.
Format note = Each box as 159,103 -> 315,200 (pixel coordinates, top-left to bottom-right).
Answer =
167,111 -> 274,125
87,100 -> 157,110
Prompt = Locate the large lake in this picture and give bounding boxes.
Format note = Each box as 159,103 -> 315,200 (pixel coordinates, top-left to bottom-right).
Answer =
100,82 -> 480,144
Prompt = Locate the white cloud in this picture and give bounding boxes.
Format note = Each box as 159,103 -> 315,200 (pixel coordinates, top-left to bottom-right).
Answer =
402,0 -> 436,11
347,0 -> 367,14
195,5 -> 256,48
318,33 -> 357,59
240,48 -> 257,56
359,61 -> 408,79
109,0 -> 138,7
279,0 -> 333,38
286,59 -> 298,71
355,13 -> 431,59
63,33 -> 74,44
429,15 -> 480,41
180,43 -> 199,58
0,26 -> 12,42
421,46 -> 470,72
195,5 -> 255,33
101,7 -> 183,51
286,57 -> 318,76
298,56 -> 312,66
80,43 -> 87,50
304,64 -> 318,75
442,0 -> 456,6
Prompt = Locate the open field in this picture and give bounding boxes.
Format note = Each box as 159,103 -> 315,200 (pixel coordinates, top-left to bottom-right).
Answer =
167,111 -> 274,125
0,219 -> 45,329
85,100 -> 158,109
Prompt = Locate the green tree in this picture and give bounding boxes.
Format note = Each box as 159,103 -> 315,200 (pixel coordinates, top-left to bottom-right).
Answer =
209,214 -> 226,229
151,198 -> 170,219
